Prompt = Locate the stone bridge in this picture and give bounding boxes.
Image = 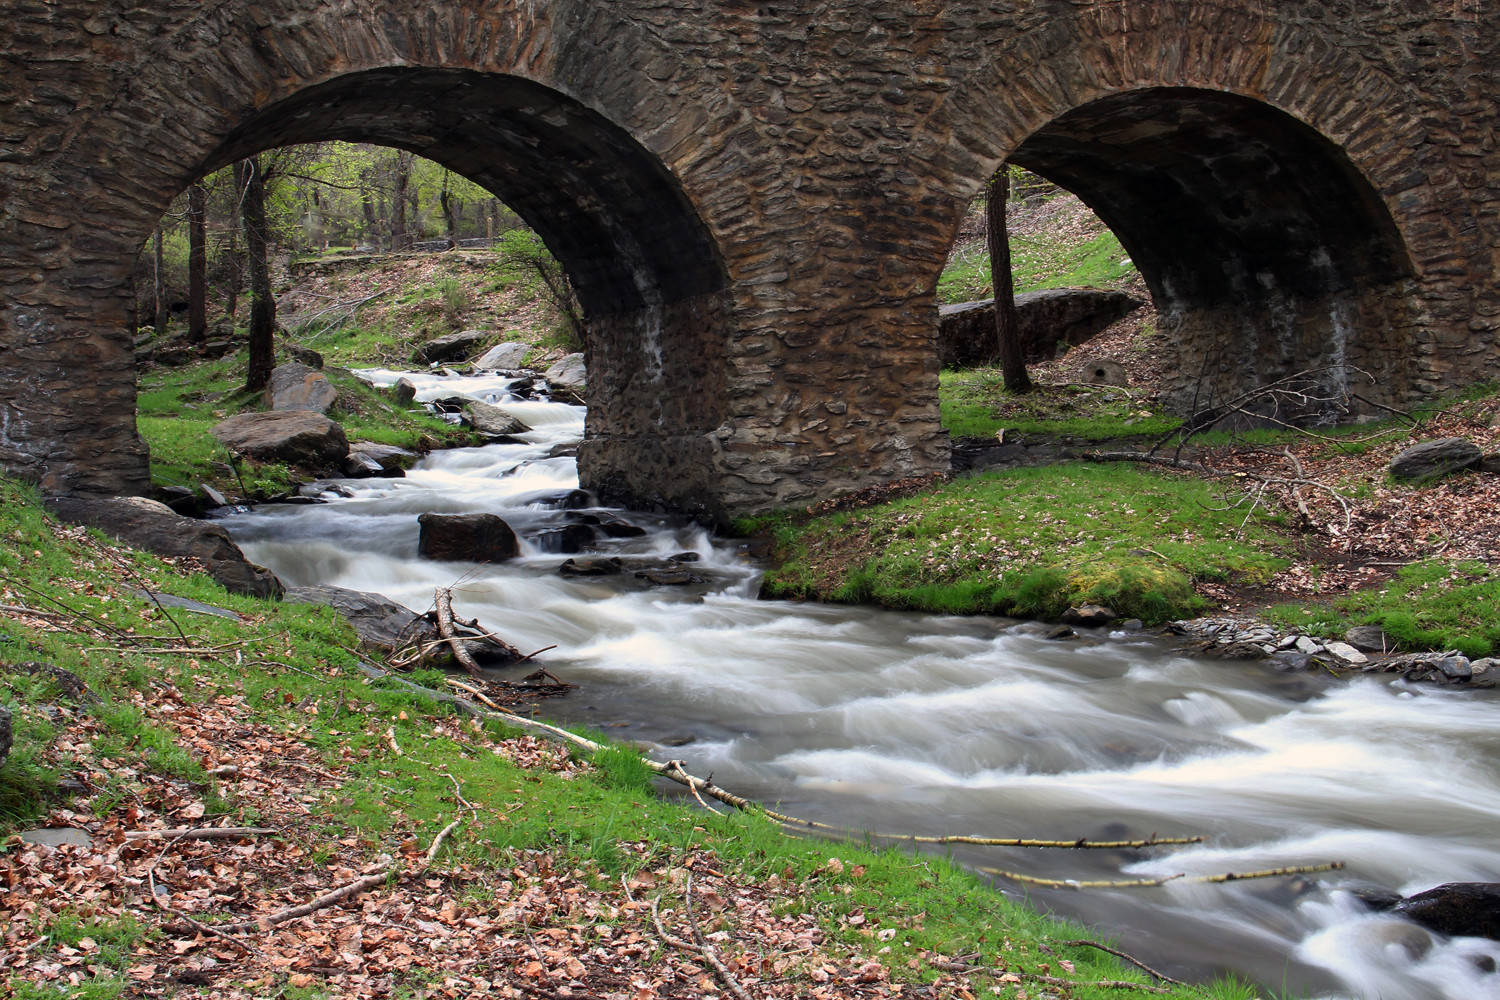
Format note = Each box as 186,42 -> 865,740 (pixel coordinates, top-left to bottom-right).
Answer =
2,1 -> 1497,521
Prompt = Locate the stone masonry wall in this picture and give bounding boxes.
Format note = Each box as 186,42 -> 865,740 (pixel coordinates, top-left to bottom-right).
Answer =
0,1 -> 1497,517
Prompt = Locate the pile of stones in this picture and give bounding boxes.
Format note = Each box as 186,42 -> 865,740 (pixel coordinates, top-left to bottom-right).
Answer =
1170,616 -> 1496,686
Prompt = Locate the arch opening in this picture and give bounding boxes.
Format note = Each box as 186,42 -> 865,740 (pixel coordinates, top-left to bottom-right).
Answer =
184,68 -> 733,516
1007,87 -> 1417,420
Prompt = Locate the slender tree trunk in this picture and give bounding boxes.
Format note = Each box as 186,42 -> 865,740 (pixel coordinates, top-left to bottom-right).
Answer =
391,151 -> 413,251
152,225 -> 167,336
224,225 -> 241,323
361,185 -> 378,248
440,170 -> 459,250
987,168 -> 1031,393
235,157 -> 276,394
187,184 -> 208,342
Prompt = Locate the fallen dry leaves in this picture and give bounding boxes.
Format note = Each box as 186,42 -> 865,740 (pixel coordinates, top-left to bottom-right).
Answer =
1,677 -> 930,1000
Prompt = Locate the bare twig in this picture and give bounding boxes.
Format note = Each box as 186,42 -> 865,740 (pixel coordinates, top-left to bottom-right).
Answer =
1060,939 -> 1186,986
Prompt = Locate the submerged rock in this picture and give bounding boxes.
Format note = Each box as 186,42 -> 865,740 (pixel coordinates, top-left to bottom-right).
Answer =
530,524 -> 597,554
45,496 -> 283,599
1394,883 -> 1500,941
417,513 -> 519,563
559,557 -> 624,578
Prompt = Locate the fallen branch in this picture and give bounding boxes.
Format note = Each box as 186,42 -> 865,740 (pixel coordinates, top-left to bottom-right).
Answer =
980,861 -> 1345,889
434,587 -> 483,676
931,960 -> 1170,996
146,830 -> 263,956
214,817 -> 462,933
126,827 -> 277,841
649,882 -> 755,1000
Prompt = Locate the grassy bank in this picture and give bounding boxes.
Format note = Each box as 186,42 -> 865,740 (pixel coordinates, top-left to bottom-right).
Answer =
749,464 -> 1292,625
137,353 -> 473,498
0,478 -> 1249,999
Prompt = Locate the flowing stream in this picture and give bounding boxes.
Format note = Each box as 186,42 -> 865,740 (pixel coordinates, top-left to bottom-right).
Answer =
221,370 -> 1500,1000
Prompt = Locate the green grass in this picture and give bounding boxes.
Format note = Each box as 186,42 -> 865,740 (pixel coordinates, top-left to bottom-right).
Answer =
755,463 -> 1293,624
938,215 -> 1135,305
940,371 -> 1183,442
0,474 -> 1236,999
135,350 -> 471,497
1266,560 -> 1500,658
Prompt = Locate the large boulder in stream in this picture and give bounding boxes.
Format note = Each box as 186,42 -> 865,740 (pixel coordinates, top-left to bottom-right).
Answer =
544,353 -> 586,391
44,496 -> 283,599
938,288 -> 1144,368
1393,883 -> 1500,941
265,362 -> 338,414
413,329 -> 488,365
211,411 -> 349,468
284,585 -> 515,670
474,341 -> 532,370
417,512 -> 519,563
461,400 -> 530,438
284,586 -> 426,657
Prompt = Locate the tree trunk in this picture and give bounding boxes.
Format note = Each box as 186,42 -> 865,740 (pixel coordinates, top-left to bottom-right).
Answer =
440,170 -> 459,250
361,186 -> 378,249
235,157 -> 275,394
153,225 -> 167,336
187,183 -> 208,342
987,169 -> 1032,393
391,151 -> 413,251
224,225 -> 241,323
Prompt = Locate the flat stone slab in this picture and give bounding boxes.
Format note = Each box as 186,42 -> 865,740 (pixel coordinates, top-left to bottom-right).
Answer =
414,330 -> 488,365
46,496 -> 283,599
124,587 -> 243,621
211,411 -> 350,468
266,361 -> 338,413
1389,438 -> 1482,481
284,585 -> 426,656
938,288 -> 1145,368
19,828 -> 93,849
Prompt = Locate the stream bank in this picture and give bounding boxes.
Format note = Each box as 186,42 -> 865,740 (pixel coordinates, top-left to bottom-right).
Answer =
191,365 -> 1500,1000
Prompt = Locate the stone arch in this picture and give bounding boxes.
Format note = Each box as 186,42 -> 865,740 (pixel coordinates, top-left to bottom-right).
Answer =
200,67 -> 735,515
935,4 -> 1443,418
1008,86 -> 1417,416
0,1 -> 749,514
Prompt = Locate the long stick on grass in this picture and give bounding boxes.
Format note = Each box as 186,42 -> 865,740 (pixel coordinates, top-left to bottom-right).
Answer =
441,678 -> 1200,851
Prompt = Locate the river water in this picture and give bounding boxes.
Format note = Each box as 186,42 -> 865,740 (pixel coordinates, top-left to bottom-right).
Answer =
222,370 -> 1500,1000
